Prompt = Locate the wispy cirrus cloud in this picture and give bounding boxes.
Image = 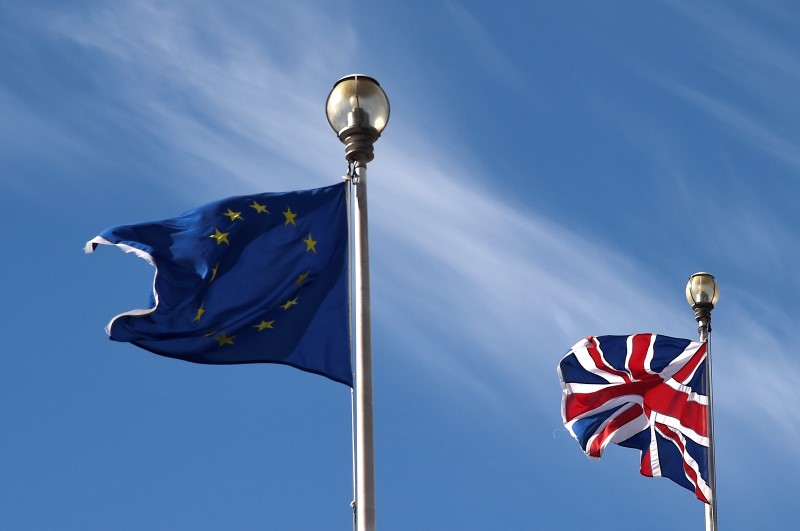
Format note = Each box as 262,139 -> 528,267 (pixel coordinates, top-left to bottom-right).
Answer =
660,81 -> 800,173
653,2 -> 800,174
442,1 -> 523,88
45,1 -> 357,193
40,0 -> 800,452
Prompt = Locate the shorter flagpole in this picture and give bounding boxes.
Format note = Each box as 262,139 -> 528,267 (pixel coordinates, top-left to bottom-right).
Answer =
699,319 -> 717,531
686,273 -> 719,531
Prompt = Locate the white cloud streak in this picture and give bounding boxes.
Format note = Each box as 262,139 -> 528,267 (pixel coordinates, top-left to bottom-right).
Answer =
661,81 -> 800,173
47,1 -> 356,193
44,0 -> 800,456
442,1 -> 522,87
656,2 -> 800,174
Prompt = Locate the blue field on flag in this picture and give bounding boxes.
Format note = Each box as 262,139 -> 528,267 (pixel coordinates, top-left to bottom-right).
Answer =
86,183 -> 352,386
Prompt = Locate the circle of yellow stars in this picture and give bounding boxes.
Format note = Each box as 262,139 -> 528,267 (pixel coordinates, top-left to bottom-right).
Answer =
192,198 -> 323,349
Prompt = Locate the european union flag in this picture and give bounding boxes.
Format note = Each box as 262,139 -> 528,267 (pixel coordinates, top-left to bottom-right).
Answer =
86,183 -> 351,386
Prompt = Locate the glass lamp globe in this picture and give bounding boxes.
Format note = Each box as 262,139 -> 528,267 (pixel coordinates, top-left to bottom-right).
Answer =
685,272 -> 720,307
326,75 -> 390,135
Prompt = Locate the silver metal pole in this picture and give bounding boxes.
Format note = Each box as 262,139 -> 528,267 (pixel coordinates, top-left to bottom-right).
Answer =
698,318 -> 717,531
352,160 -> 376,531
326,74 -> 387,531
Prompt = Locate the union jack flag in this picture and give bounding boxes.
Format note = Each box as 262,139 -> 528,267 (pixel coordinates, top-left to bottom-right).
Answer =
557,334 -> 711,503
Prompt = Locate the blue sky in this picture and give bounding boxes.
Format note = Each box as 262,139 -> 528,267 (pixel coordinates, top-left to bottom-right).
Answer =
3,1 -> 799,529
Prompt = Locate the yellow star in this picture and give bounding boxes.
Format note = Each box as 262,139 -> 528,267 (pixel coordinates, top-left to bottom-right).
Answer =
294,272 -> 310,286
215,332 -> 236,346
210,228 -> 230,245
283,207 -> 297,226
193,303 -> 206,322
303,234 -> 317,253
210,262 -> 219,283
223,208 -> 243,222
281,297 -> 299,310
204,329 -> 218,337
250,200 -> 269,214
254,320 -> 275,331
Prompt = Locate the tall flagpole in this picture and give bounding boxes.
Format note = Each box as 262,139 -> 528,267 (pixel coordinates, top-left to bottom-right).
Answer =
686,272 -> 719,531
352,160 -> 375,531
326,75 -> 389,531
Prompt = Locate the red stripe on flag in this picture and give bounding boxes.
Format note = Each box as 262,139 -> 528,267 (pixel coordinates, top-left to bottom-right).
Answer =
627,334 -> 652,380
646,384 -> 707,437
672,342 -> 707,384
588,404 -> 644,457
586,337 -> 632,384
564,379 -> 653,422
655,423 -> 709,504
640,447 -> 654,477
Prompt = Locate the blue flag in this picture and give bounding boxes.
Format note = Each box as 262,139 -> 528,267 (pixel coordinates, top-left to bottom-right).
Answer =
86,183 -> 352,386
